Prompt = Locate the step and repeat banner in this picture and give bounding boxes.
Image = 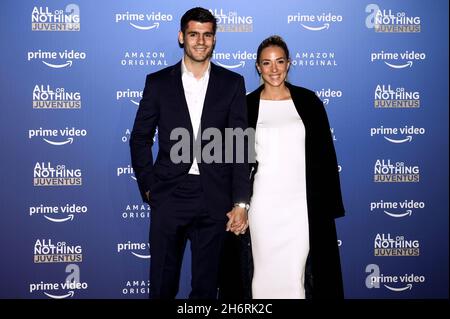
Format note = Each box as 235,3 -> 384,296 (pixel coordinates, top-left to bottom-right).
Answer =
0,0 -> 448,299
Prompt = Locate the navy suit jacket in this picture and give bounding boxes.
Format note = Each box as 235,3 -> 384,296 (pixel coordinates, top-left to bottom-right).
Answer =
130,61 -> 250,220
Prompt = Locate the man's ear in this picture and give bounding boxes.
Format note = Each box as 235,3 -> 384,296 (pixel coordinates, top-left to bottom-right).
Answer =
178,31 -> 184,46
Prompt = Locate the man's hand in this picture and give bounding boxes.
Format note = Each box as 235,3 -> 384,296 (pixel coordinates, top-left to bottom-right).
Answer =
226,207 -> 249,235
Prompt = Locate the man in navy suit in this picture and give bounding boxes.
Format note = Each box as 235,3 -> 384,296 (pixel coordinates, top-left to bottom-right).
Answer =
130,7 -> 250,299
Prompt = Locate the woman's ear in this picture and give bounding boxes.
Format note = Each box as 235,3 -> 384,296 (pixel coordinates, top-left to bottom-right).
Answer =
255,63 -> 261,74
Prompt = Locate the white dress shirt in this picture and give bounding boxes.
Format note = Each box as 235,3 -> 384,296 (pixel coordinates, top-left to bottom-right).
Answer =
181,58 -> 211,175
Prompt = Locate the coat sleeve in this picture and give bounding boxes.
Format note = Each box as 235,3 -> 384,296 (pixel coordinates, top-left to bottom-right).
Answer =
228,76 -> 251,204
311,92 -> 345,218
129,74 -> 159,203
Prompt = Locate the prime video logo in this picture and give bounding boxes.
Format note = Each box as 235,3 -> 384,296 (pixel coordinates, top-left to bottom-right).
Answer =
28,127 -> 87,145
27,50 -> 86,68
365,264 -> 425,292
117,241 -> 150,259
116,89 -> 143,106
29,264 -> 88,299
115,11 -> 173,30
315,88 -> 342,106
212,51 -> 256,69
370,199 -> 425,218
370,125 -> 425,143
29,204 -> 87,223
287,12 -> 343,31
370,50 -> 426,69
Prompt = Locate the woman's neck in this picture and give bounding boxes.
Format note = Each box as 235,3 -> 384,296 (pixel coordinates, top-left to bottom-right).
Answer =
260,84 -> 291,100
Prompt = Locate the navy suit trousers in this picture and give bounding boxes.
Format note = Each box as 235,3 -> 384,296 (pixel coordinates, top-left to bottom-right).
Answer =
149,174 -> 227,299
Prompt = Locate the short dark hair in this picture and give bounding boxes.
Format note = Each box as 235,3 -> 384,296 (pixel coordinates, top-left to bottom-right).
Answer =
180,7 -> 217,35
256,35 -> 290,64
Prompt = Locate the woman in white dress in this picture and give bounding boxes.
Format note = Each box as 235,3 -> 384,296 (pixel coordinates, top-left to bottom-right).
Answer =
246,36 -> 345,299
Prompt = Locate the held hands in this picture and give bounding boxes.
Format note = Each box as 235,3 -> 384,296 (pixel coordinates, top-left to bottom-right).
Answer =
226,206 -> 249,236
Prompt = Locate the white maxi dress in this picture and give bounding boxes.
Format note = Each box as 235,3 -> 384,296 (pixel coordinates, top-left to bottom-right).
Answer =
249,99 -> 310,299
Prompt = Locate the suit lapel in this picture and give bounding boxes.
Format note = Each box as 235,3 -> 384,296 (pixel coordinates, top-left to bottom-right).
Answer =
171,61 -> 194,136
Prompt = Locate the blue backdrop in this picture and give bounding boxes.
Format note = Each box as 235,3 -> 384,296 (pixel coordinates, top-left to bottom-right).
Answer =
0,0 -> 448,299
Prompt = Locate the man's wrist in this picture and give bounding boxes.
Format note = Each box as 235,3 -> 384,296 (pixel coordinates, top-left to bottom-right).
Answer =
234,202 -> 249,210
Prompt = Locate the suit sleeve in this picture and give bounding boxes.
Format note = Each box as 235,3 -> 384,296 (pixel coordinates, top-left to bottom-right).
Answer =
228,76 -> 251,204
311,93 -> 345,218
129,74 -> 159,203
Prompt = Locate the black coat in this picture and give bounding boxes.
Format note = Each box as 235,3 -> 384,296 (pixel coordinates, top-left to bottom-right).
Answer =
219,83 -> 345,299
